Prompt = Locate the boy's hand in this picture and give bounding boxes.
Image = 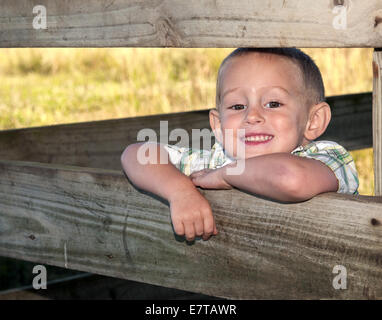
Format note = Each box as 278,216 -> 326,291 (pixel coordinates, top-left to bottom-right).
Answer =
190,168 -> 232,190
169,188 -> 218,241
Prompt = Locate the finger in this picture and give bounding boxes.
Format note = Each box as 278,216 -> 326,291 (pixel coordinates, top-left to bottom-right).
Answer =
213,221 -> 218,235
172,218 -> 185,237
189,170 -> 206,179
191,176 -> 204,187
191,176 -> 200,186
189,171 -> 200,178
194,217 -> 204,237
191,175 -> 211,188
210,214 -> 218,236
202,212 -> 214,241
184,222 -> 196,242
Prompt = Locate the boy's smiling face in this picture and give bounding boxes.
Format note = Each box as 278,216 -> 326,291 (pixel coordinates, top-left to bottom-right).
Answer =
210,53 -> 318,159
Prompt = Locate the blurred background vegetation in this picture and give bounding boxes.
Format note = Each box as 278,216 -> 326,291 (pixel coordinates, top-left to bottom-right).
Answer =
0,48 -> 375,197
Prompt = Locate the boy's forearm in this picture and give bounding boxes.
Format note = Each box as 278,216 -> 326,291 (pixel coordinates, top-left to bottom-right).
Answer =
121,143 -> 196,202
221,153 -> 325,202
221,153 -> 293,201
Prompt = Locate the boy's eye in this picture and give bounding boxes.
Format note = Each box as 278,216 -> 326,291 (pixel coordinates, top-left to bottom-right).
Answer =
265,101 -> 282,108
229,104 -> 246,110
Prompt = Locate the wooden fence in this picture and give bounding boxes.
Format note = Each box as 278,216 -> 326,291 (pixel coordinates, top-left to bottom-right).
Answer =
0,93 -> 374,170
1,0 -> 382,48
0,0 -> 381,299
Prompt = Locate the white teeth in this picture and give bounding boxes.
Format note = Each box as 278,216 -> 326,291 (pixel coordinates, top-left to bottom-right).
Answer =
244,135 -> 272,142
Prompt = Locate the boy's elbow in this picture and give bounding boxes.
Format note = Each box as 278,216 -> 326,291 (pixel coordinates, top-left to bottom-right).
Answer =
121,147 -> 128,164
121,143 -> 142,168
121,144 -> 133,165
277,164 -> 312,202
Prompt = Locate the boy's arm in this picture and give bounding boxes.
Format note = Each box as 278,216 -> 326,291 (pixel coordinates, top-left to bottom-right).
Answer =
192,153 -> 338,202
121,143 -> 191,201
121,143 -> 217,240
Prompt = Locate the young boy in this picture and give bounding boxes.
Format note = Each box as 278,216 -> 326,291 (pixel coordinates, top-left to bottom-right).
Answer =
121,48 -> 359,242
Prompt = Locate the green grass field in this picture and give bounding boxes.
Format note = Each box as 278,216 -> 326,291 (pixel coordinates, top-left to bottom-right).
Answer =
0,48 -> 374,195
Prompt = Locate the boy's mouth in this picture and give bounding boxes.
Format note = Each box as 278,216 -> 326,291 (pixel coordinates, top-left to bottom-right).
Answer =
242,133 -> 273,145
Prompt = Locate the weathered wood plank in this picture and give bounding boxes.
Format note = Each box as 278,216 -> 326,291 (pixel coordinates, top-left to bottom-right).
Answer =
0,93 -> 373,170
0,160 -> 381,299
324,93 -> 372,150
0,0 -> 382,48
0,110 -> 211,170
373,50 -> 382,196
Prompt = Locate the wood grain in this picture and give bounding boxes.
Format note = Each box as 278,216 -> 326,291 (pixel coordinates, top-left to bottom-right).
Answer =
0,159 -> 381,299
373,51 -> 382,196
0,110 -> 211,170
0,93 -> 373,170
0,0 -> 382,47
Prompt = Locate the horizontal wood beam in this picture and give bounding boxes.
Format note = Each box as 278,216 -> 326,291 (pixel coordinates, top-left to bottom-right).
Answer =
324,93 -> 372,150
0,159 -> 381,299
0,0 -> 382,47
0,93 -> 373,170
0,109 -> 211,170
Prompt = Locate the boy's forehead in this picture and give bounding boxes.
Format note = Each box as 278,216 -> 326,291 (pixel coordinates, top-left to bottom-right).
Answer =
220,53 -> 304,93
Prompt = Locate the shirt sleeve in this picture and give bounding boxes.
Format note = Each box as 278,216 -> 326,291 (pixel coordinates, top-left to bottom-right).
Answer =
163,144 -> 211,176
292,141 -> 359,195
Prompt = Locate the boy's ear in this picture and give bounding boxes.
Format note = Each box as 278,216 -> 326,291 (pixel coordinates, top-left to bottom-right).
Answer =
304,102 -> 332,141
209,108 -> 223,143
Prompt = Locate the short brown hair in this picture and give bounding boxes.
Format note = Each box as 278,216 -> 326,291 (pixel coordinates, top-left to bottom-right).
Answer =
216,48 -> 325,108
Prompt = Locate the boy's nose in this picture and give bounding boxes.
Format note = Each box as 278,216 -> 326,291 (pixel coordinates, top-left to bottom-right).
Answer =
245,106 -> 264,124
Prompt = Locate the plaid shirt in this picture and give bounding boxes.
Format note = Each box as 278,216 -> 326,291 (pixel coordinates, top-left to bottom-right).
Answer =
164,140 -> 359,195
